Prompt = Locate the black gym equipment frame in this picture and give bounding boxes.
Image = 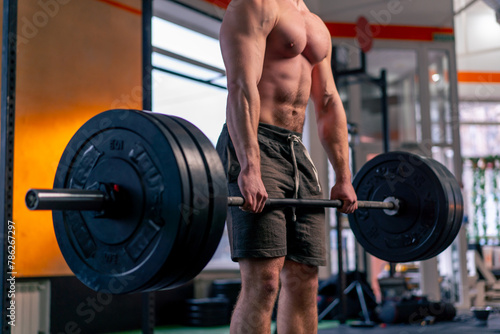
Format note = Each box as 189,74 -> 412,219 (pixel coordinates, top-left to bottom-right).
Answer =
325,47 -> 390,325
142,1 -> 155,334
0,0 -> 17,332
0,0 -> 155,332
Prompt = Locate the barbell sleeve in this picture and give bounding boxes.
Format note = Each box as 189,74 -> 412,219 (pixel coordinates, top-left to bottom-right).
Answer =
227,196 -> 397,210
26,189 -> 108,211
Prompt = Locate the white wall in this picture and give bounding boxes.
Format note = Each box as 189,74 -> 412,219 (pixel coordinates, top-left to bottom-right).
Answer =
317,0 -> 454,27
454,0 -> 500,101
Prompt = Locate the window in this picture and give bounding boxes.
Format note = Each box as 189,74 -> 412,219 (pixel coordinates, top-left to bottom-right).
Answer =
152,16 -> 235,269
152,17 -> 227,144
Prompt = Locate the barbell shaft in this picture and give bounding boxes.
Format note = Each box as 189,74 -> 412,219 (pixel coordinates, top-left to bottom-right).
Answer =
26,189 -> 107,211
27,188 -> 397,212
227,196 -> 397,210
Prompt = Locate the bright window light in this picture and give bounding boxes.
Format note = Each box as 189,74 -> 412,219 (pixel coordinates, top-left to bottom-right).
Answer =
152,52 -> 222,82
152,70 -> 227,146
152,17 -> 225,71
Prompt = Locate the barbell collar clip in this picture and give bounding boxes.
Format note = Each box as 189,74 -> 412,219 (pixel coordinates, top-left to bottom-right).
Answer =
383,197 -> 400,216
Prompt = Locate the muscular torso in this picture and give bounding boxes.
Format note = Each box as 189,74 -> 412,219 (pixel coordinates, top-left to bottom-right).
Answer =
258,0 -> 331,132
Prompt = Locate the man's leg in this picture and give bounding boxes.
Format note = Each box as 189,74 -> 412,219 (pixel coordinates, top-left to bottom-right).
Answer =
277,260 -> 319,334
230,257 -> 285,334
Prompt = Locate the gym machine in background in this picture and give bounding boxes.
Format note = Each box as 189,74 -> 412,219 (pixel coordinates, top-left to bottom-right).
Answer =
1,0 -> 18,332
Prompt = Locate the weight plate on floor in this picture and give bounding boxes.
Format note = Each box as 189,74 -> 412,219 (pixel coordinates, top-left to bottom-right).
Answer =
53,109 -> 190,293
185,297 -> 230,305
188,305 -> 231,313
185,317 -> 229,327
348,151 -> 453,262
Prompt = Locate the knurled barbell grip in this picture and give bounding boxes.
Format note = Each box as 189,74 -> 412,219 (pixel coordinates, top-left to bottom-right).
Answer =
227,196 -> 397,210
26,189 -> 108,211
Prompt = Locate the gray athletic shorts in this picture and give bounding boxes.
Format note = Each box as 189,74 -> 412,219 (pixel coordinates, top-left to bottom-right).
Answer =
215,123 -> 326,266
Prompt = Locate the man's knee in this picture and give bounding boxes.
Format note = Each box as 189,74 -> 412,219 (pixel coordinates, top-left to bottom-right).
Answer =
240,258 -> 282,304
260,276 -> 280,295
244,271 -> 280,300
281,261 -> 318,293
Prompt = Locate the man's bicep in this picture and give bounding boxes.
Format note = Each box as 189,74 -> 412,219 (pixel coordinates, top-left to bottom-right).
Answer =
310,58 -> 337,112
220,33 -> 266,86
220,0 -> 275,85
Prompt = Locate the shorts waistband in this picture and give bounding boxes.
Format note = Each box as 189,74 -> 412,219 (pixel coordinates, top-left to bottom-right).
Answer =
222,123 -> 302,145
257,123 -> 302,144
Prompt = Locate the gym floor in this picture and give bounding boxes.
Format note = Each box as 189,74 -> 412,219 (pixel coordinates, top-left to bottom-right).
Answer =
108,311 -> 500,334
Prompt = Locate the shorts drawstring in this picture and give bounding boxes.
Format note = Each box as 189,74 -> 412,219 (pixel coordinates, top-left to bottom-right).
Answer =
288,134 -> 322,222
288,135 -> 300,222
302,147 -> 322,193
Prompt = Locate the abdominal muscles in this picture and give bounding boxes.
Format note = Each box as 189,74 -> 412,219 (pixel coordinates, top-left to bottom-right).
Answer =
256,5 -> 330,133
258,56 -> 313,133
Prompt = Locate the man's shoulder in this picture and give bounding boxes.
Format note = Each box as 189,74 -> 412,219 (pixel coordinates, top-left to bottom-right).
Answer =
227,0 -> 279,13
224,0 -> 280,27
229,0 -> 275,6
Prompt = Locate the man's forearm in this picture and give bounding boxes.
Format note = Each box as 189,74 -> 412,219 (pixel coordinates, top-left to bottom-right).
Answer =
317,99 -> 352,182
226,84 -> 262,173
324,133 -> 351,182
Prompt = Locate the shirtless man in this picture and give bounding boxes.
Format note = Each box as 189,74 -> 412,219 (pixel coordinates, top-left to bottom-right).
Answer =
216,0 -> 358,333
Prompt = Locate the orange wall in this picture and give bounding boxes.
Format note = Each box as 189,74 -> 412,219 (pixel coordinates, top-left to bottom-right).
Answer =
14,0 -> 142,277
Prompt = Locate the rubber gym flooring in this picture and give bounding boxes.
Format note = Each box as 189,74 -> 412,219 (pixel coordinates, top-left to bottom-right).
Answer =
109,311 -> 500,334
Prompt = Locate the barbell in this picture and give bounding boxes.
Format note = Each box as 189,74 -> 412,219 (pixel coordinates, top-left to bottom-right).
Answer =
26,109 -> 463,293
27,189 -> 399,211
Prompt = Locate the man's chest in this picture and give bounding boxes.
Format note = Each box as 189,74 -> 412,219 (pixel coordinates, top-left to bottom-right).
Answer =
267,7 -> 330,65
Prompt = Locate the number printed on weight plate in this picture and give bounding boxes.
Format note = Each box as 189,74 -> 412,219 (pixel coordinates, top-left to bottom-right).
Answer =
110,139 -> 124,151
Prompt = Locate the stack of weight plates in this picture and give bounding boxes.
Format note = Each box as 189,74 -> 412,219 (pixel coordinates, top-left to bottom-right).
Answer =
349,151 -> 463,263
140,113 -> 228,291
184,297 -> 231,327
52,109 -> 228,293
210,279 -> 241,322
